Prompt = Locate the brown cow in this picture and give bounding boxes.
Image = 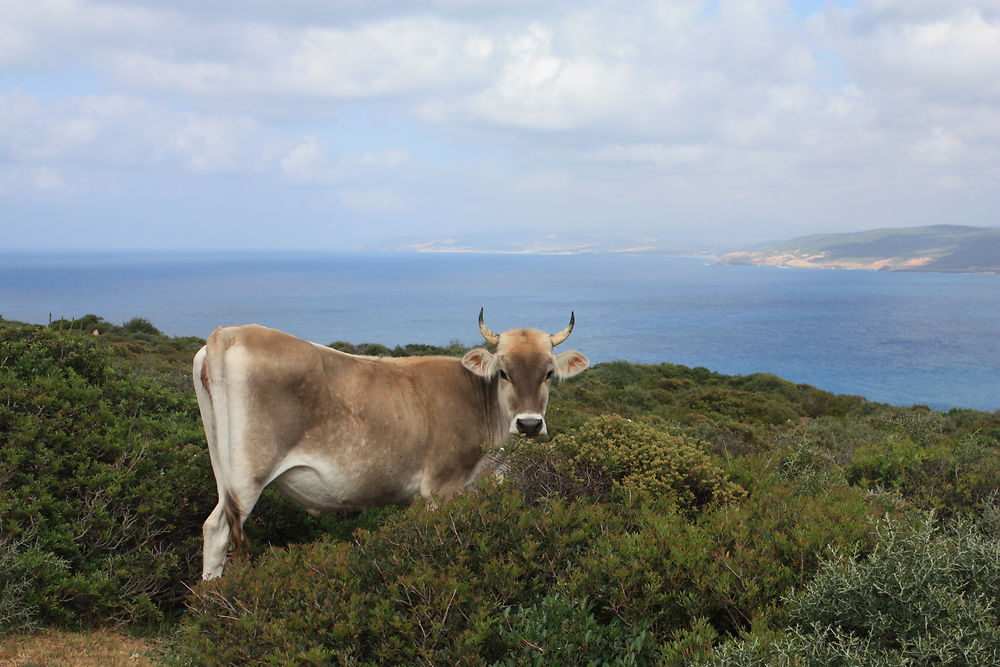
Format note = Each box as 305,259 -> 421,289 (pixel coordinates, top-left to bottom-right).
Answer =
193,309 -> 589,578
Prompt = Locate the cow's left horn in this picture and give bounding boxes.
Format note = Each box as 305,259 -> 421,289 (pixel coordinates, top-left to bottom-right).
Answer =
478,308 -> 500,345
550,312 -> 575,347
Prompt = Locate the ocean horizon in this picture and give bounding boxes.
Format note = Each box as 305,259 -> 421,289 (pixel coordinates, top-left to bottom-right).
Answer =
2,249 -> 998,412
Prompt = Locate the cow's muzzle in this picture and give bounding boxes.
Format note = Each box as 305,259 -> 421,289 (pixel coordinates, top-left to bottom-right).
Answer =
511,414 -> 546,437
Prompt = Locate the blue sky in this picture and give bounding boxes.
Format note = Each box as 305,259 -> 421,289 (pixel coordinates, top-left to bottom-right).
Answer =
1,0 -> 997,251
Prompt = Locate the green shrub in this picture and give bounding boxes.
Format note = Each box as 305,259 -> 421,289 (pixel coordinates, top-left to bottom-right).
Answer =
491,593 -> 656,666
560,415 -> 746,510
499,415 -> 745,512
557,470 -> 884,641
0,533 -> 68,636
174,467 -> 886,665
0,325 -> 213,626
792,515 -> 1000,661
0,323 -> 394,628
846,432 -> 1000,518
706,516 -> 1000,665
118,317 -> 162,337
48,313 -> 115,335
326,340 -> 469,357
175,483 -> 630,665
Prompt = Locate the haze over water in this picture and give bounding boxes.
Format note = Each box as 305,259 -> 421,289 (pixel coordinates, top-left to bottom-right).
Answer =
2,251 -> 997,412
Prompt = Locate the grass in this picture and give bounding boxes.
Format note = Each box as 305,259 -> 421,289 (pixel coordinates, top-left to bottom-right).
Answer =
0,629 -> 162,666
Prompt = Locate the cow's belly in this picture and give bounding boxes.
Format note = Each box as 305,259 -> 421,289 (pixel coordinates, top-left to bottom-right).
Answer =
270,456 -> 423,514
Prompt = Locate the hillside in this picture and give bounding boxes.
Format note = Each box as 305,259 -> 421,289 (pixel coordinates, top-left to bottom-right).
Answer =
3,315 -> 1000,664
717,224 -> 1000,273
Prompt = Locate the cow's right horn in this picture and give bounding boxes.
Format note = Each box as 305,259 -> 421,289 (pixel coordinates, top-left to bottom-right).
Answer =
478,308 -> 500,345
550,312 -> 575,347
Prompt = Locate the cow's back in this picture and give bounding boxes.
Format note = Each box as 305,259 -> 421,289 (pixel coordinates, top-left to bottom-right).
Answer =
205,324 -> 494,510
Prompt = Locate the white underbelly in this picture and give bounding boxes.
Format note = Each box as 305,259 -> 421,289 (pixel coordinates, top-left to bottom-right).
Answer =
270,457 -> 422,514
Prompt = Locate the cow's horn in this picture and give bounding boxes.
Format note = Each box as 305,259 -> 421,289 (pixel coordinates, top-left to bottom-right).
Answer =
478,308 -> 500,345
550,312 -> 575,347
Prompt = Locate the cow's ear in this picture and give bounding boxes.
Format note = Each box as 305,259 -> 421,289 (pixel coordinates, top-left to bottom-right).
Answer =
554,350 -> 589,379
462,348 -> 497,377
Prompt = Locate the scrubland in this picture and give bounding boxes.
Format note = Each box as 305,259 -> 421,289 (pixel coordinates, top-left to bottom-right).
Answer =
2,315 -> 998,665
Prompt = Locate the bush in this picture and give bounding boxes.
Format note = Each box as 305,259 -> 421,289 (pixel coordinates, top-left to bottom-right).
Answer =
175,483 -> 630,665
326,340 -> 469,357
707,516 -> 1000,665
0,533 -> 68,636
0,324 -> 213,626
846,432 -> 1000,518
47,313 -> 115,335
791,515 -> 1000,662
174,463 -> 888,665
118,317 -> 162,337
499,415 -> 746,513
0,323 -> 392,628
491,593 -> 656,666
557,470 -> 884,641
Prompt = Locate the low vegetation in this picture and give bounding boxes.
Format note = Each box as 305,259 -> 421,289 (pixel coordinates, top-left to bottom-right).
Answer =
1,314 -> 997,664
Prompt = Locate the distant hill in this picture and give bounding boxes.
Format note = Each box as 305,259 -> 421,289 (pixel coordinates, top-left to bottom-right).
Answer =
367,231 -> 719,256
717,225 -> 1000,274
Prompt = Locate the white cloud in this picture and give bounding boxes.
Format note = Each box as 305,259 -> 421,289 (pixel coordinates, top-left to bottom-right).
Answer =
516,170 -> 571,191
1,0 -> 998,244
98,17 -> 499,102
911,126 -> 964,164
0,91 -> 413,195
822,3 -> 1000,102
582,143 -> 710,167
280,136 -> 327,182
336,186 -> 404,212
280,141 -> 411,184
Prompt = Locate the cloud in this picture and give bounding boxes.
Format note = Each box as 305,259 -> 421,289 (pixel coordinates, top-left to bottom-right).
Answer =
95,17 -> 499,103
515,170 -> 571,191
582,143 -> 710,167
821,2 -> 1000,102
280,139 -> 412,185
336,186 -> 405,212
1,0 -> 998,246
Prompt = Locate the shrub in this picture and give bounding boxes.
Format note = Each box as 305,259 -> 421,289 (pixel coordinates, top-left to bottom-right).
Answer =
174,465 -> 887,665
491,593 -> 656,666
328,340 -> 470,358
0,533 -> 68,636
499,415 -> 746,513
706,516 -> 1000,665
47,313 -> 115,335
118,317 -> 162,337
846,432 -> 1000,518
0,324 -> 214,626
791,515 -> 1000,661
557,470 -> 884,641
175,483 -> 630,665
0,323 -> 394,628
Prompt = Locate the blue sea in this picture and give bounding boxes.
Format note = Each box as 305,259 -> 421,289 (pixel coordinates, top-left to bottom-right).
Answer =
1,251 -> 998,412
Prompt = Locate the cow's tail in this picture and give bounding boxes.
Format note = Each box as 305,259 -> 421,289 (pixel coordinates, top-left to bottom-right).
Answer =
199,328 -> 251,559
223,489 -> 248,556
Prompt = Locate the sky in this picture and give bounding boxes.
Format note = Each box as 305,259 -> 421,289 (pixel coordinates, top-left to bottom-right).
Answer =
1,0 -> 998,251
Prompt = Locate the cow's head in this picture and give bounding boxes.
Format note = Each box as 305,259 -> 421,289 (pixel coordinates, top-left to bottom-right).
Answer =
461,308 -> 589,436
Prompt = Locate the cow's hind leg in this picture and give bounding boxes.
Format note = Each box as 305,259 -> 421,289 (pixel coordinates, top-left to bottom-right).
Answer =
201,486 -> 262,579
201,502 -> 230,580
196,345 -> 263,579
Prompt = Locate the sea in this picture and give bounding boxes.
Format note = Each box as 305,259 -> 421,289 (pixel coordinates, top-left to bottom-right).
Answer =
1,250 -> 998,412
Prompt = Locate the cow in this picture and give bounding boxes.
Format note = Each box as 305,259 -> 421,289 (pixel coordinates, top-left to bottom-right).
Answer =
192,309 -> 589,579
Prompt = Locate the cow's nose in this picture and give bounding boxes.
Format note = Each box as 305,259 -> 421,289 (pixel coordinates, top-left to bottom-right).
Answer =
515,417 -> 544,436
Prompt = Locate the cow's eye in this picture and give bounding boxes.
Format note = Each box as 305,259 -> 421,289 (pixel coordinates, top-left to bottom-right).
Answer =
545,370 -> 554,381
498,369 -> 509,381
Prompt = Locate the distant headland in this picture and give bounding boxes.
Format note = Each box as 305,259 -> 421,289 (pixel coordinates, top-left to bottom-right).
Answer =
716,224 -> 1000,274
